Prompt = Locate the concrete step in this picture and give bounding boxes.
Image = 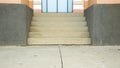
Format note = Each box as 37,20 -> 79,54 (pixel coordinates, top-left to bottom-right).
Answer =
33,16 -> 85,20
33,19 -> 85,22
28,38 -> 91,45
34,13 -> 84,17
28,13 -> 91,45
32,17 -> 85,22
31,22 -> 87,27
31,21 -> 87,26
29,32 -> 89,38
30,26 -> 88,32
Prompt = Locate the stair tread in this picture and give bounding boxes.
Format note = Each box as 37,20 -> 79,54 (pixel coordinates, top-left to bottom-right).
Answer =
31,26 -> 88,29
34,13 -> 84,17
32,21 -> 87,23
33,20 -> 85,22
31,22 -> 87,26
28,13 -> 91,45
31,24 -> 86,27
29,32 -> 89,38
28,38 -> 91,44
33,18 -> 85,21
30,26 -> 88,32
33,16 -> 85,18
29,32 -> 89,34
33,17 -> 85,20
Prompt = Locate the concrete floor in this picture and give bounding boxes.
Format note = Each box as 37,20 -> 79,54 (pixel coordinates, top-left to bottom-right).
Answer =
0,46 -> 120,68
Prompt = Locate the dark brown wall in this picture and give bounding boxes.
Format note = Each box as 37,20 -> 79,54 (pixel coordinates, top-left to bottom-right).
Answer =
0,4 -> 33,45
85,4 -> 120,45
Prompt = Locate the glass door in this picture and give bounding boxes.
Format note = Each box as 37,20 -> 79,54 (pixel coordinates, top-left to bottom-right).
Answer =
58,0 -> 67,12
68,0 -> 73,12
42,0 -> 47,12
42,0 -> 73,13
48,0 -> 57,12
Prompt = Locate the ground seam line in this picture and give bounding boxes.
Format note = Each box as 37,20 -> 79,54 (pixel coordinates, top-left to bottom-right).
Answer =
58,45 -> 64,68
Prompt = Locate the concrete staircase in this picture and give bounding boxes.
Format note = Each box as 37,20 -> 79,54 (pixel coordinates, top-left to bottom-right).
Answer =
28,13 -> 91,45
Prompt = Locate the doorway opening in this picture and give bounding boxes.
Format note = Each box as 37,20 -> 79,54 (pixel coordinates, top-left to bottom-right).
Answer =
33,0 -> 84,13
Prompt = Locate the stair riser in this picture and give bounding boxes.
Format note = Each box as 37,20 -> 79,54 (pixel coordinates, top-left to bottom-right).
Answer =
32,24 -> 87,28
32,21 -> 87,24
33,20 -> 86,22
33,17 -> 85,19
31,22 -> 87,26
34,13 -> 84,17
30,30 -> 88,32
33,18 -> 85,21
29,36 -> 89,38
30,27 -> 88,32
29,32 -> 89,38
28,38 -> 91,45
34,15 -> 84,17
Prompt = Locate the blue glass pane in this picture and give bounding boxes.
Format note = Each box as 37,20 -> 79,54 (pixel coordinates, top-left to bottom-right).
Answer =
42,0 -> 73,13
58,0 -> 67,12
48,0 -> 57,12
68,0 -> 73,12
42,0 -> 47,12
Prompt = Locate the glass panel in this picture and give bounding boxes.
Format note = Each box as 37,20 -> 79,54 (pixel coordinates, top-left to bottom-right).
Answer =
41,0 -> 73,13
58,0 -> 67,12
42,0 -> 47,12
68,0 -> 73,12
48,0 -> 57,12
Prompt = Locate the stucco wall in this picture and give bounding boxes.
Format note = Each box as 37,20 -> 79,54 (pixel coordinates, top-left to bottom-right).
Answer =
97,0 -> 120,4
88,0 -> 97,7
0,0 -> 29,5
86,0 -> 120,9
0,0 -> 21,4
29,1 -> 33,9
84,0 -> 88,9
21,0 -> 28,5
0,0 -> 33,8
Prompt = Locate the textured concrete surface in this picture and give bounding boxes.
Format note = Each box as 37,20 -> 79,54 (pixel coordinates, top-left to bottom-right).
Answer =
0,46 -> 61,68
0,4 -> 33,45
85,4 -> 120,45
28,13 -> 91,45
61,46 -> 120,68
0,46 -> 120,68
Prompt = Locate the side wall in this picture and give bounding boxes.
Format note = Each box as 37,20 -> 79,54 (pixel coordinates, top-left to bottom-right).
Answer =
0,0 -> 21,4
0,0 -> 33,9
97,0 -> 120,4
0,4 -> 33,45
88,0 -> 97,7
85,0 -> 120,9
85,4 -> 120,45
21,0 -> 28,5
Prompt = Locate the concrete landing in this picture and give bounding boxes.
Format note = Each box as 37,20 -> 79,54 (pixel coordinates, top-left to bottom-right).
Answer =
0,46 -> 61,68
61,46 -> 120,68
0,46 -> 120,68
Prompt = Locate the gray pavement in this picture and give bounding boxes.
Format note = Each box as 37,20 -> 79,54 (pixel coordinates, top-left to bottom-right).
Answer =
0,46 -> 120,68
